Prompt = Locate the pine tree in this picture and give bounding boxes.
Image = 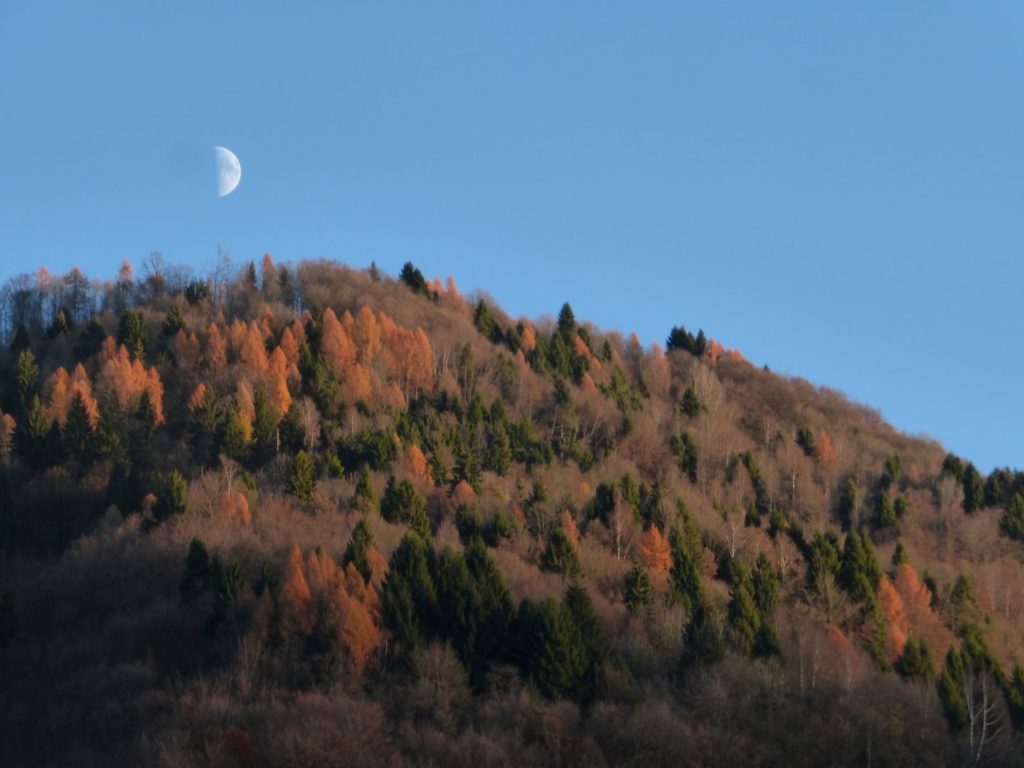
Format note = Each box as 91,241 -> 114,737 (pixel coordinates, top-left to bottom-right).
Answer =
556,302 -> 576,338
1000,493 -> 1024,541
342,518 -> 375,582
669,519 -> 704,613
895,636 -> 935,681
961,463 -> 985,513
287,451 -> 315,501
251,388 -> 280,464
162,304 -> 185,337
62,391 -> 94,463
117,310 -> 146,360
14,349 -> 39,413
837,477 -> 858,530
624,564 -> 654,614
541,527 -> 581,577
353,466 -> 380,516
180,537 -> 211,602
381,533 -> 437,652
381,476 -> 426,528
155,471 -> 188,521
681,386 -> 702,418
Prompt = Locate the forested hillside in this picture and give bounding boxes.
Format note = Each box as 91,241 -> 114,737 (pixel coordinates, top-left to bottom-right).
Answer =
1,256 -> 1023,766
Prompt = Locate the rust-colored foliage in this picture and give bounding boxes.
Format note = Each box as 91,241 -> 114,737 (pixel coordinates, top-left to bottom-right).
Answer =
452,480 -> 478,509
229,320 -> 270,374
580,372 -> 597,394
817,429 -> 838,464
341,363 -> 373,407
876,576 -> 908,661
204,324 -> 228,370
278,327 -> 300,368
279,545 -> 314,636
0,412 -> 15,458
218,492 -> 252,526
44,364 -> 99,428
96,343 -> 165,423
640,525 -> 672,574
278,547 -> 383,676
171,330 -> 201,371
562,510 -> 580,550
520,323 -> 536,353
406,444 -> 432,484
706,339 -> 724,364
892,563 -> 953,662
322,307 -> 358,374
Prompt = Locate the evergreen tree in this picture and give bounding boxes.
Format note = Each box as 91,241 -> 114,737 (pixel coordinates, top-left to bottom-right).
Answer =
623,564 -> 654,614
556,302 -> 576,338
188,385 -> 222,466
342,518 -> 375,582
895,636 -> 935,681
541,527 -> 581,577
837,477 -> 858,530
485,421 -> 512,475
15,396 -> 58,469
62,391 -> 94,464
286,451 -> 316,501
727,564 -> 761,657
251,388 -> 280,464
180,537 -> 211,602
14,349 -> 39,414
681,386 -> 702,418
117,310 -> 147,360
464,538 -> 515,676
155,471 -> 188,521
891,542 -> 909,567
1000,493 -> 1024,541
669,518 -> 704,613
162,303 -> 185,337
961,463 -> 985,513
564,583 -> 606,702
381,476 -> 426,528
353,466 -> 380,516
381,533 -> 438,652
210,554 -> 244,616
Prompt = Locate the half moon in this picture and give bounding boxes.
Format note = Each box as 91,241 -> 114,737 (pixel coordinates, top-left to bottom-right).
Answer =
215,146 -> 242,197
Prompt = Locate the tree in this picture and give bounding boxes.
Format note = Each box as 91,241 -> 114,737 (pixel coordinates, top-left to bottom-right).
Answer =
669,519 -> 704,613
1000,493 -> 1024,541
961,463 -> 985,514
399,262 -> 430,297
381,476 -> 427,531
154,471 -> 188,522
343,518 -> 375,582
287,451 -> 316,501
381,533 -> 437,652
556,302 -> 576,338
624,564 -> 654,614
353,465 -> 380,516
62,391 -> 94,463
14,349 -> 39,413
895,636 -> 935,681
180,537 -> 211,602
162,304 -> 185,337
681,386 -> 702,418
117,310 -> 146,360
541,527 -> 581,577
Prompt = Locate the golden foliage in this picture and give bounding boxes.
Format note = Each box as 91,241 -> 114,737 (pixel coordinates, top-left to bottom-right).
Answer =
43,364 -> 100,428
95,344 -> 164,423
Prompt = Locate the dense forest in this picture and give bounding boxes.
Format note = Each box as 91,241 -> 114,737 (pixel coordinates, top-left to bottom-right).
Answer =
1,254 -> 1023,766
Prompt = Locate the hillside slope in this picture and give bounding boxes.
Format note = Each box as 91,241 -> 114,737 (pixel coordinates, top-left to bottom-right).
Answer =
0,256 -> 1022,766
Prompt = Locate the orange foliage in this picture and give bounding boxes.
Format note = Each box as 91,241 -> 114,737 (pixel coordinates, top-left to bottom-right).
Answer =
187,383 -> 208,411
270,372 -> 292,415
204,324 -> 227,370
706,339 -> 724,364
235,380 -> 255,442
279,546 -> 313,636
640,526 -> 672,574
229,320 -> 270,373
95,344 -> 165,424
352,305 -> 381,363
452,480 -> 478,508
446,275 -> 460,298
406,444 -> 432,484
876,576 -> 908,661
520,324 -> 536,353
322,307 -> 358,374
218,492 -> 252,526
562,510 -> 580,550
893,563 -> 954,662
43,364 -> 99,428
280,547 -> 383,676
0,413 -> 15,458
341,363 -> 373,406
826,626 -> 864,687
278,327 -> 300,368
172,330 -> 201,371
817,429 -> 838,464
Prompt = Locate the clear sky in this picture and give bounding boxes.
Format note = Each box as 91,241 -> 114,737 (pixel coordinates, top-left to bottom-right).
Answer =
1,2 -> 1022,472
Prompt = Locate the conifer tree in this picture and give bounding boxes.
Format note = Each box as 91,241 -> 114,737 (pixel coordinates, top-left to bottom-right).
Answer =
343,518 -> 375,582
287,451 -> 316,501
624,564 -> 654,614
180,537 -> 211,602
1000,493 -> 1024,541
353,465 -> 380,516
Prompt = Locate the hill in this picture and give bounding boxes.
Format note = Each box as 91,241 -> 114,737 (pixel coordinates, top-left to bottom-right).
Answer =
0,256 -> 1023,766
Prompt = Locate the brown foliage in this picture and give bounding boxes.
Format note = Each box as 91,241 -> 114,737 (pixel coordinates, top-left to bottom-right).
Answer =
217,492 -> 252,526
817,429 -> 838,464
640,526 -> 672,574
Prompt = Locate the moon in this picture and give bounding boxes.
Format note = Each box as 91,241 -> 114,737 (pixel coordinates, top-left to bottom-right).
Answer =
215,146 -> 241,197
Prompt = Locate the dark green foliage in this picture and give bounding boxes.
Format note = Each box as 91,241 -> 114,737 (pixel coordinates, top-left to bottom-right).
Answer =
669,516 -> 704,613
180,537 -> 211,602
839,529 -> 881,603
874,491 -> 898,532
154,471 -> 188,521
744,501 -> 760,528
188,384 -> 222,466
751,554 -> 778,617
46,308 -> 72,339
162,303 -> 185,337
881,454 -> 902,489
837,477 -> 858,530
556,302 -> 576,338
961,463 -> 985,514
221,408 -> 250,463
62,391 -> 94,464
680,386 -> 702,418
668,431 -> 699,483
683,603 -> 727,666
15,396 -> 58,469
473,300 -> 501,343
381,476 -> 428,539
399,261 -> 431,298
891,542 -> 909,567
343,518 -> 375,582
541,528 -> 581,577
117,310 -> 147,360
340,427 -> 399,472
795,426 -> 816,458
353,466 -> 380,516
941,453 -> 964,481
563,583 -> 605,702
895,636 -> 935,682
286,451 -> 315,501
807,531 -> 842,592
1000,493 -> 1024,541
381,534 -> 438,652
278,400 -> 306,454
484,421 -> 512,475
727,564 -> 761,657
251,388 -> 280,465
184,279 -> 210,305
665,324 -> 707,356
210,554 -> 244,615
938,647 -> 968,730
623,564 -> 654,614
14,349 -> 39,413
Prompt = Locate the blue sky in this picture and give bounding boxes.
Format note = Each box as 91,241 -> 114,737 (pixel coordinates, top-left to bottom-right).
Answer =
1,2 -> 1022,471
